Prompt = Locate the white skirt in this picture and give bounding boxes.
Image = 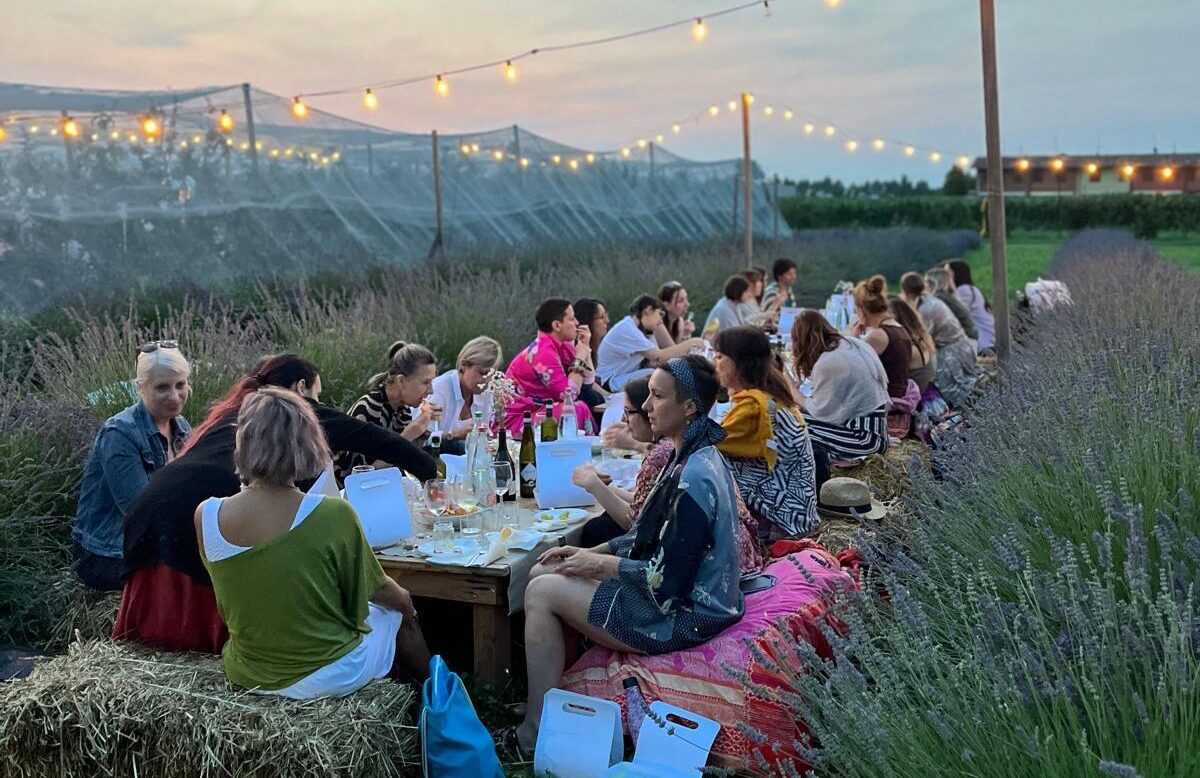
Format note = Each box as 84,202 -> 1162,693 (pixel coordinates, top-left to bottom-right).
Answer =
260,604 -> 402,700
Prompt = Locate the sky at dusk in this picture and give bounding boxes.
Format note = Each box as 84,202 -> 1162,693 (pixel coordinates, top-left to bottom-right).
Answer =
3,0 -> 1196,183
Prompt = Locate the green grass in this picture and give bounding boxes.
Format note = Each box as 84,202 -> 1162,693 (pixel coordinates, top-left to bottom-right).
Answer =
965,229 -> 1200,300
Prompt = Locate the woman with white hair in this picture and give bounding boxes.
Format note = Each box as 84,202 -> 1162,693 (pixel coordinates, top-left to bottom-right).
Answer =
73,340 -> 193,591
426,336 -> 503,450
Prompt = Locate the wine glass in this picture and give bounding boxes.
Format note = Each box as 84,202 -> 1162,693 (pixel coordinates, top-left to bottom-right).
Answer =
424,479 -> 447,517
491,462 -> 513,530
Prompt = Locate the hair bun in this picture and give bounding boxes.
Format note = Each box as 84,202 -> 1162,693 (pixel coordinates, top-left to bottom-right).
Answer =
386,340 -> 408,360
867,275 -> 886,295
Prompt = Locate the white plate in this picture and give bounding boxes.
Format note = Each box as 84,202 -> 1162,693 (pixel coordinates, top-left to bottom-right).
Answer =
417,539 -> 483,561
531,508 -> 590,526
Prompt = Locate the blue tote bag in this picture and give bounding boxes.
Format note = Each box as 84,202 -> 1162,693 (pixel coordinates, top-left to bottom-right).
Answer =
420,655 -> 504,778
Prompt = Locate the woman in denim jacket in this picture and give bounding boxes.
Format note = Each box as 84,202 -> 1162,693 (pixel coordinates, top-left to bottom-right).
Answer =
73,342 -> 192,591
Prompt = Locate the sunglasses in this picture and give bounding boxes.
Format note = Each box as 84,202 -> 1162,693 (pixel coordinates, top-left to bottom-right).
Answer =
138,339 -> 179,354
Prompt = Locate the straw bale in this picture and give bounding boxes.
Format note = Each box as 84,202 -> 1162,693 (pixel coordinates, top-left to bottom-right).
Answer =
833,438 -> 930,502
45,575 -> 121,651
0,640 -> 417,778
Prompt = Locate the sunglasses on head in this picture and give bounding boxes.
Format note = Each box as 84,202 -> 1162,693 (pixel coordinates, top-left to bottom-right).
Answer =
138,339 -> 179,354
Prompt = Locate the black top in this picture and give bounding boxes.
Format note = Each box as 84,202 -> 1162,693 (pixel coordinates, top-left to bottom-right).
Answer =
878,323 -> 913,399
122,399 -> 436,582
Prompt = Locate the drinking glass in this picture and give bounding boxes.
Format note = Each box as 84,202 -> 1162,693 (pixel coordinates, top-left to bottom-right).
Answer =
432,520 -> 455,554
424,479 -> 447,516
426,416 -> 443,450
459,512 -> 483,549
351,464 -> 375,476
491,462 -> 513,530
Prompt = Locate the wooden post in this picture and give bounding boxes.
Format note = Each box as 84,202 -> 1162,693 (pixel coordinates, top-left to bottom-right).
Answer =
429,130 -> 445,259
979,0 -> 1010,363
741,92 -> 753,267
241,83 -> 258,174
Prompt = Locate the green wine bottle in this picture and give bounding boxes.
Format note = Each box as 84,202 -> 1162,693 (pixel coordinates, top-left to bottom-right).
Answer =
519,411 -> 536,499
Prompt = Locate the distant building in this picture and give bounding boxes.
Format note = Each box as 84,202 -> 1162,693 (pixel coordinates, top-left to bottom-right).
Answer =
973,154 -> 1199,196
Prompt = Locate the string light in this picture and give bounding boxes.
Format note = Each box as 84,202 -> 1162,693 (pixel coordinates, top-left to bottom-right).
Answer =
192,134 -> 203,144
0,126 -> 7,144
824,125 -> 836,137
621,147 -> 632,158
568,158 -> 580,171
49,128 -> 58,137
435,75 -> 449,97
783,110 -> 793,121
141,116 -> 161,137
61,117 -> 81,139
727,100 -> 738,112
460,143 -> 471,154
363,88 -> 379,110
873,139 -> 885,151
492,150 -> 505,161
285,148 -> 294,157
708,104 -> 720,117
692,18 -> 707,41
763,105 -> 774,117
845,140 -> 859,152
110,130 -> 120,140
929,151 -> 942,163
957,156 -> 971,170
586,152 -> 596,164
225,138 -> 234,147
552,154 -> 562,164
255,141 -> 263,151
743,93 -> 755,105
269,149 -> 280,158
825,0 -> 842,7
655,133 -> 664,143
471,142 -> 480,153
1161,165 -> 1175,180
1050,158 -> 1065,173
218,109 -> 235,132
291,97 -> 308,119
90,133 -> 100,142
332,151 -> 341,161
127,134 -> 137,143
903,146 -> 915,158
1121,164 -> 1135,179
671,124 -> 681,134
179,140 -> 188,149
1085,162 -> 1099,176
636,138 -> 648,149
240,142 -> 250,151
520,157 -> 531,168
1015,158 -> 1030,172
504,61 -> 518,82
803,123 -> 815,135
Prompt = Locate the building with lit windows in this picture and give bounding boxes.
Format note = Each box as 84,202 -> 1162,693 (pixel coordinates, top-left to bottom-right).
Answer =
973,154 -> 1199,196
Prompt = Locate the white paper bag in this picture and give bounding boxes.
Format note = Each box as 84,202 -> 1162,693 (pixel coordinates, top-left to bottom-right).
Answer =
536,689 -> 623,778
342,467 -> 414,548
535,439 -> 595,510
600,393 -> 626,432
606,701 -> 720,777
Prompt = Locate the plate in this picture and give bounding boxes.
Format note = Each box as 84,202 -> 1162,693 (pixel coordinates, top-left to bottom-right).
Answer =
416,540 -> 483,566
531,508 -> 590,526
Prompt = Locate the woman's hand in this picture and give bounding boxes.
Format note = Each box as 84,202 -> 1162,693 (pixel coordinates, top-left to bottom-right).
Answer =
556,549 -> 620,580
572,464 -> 603,491
603,422 -> 647,453
681,317 -> 696,338
538,545 -> 581,566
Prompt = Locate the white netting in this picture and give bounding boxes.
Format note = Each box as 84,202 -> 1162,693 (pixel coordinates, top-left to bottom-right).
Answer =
0,83 -> 787,314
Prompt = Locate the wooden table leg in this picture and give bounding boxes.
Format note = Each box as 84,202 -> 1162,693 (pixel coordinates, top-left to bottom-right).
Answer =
473,602 -> 512,684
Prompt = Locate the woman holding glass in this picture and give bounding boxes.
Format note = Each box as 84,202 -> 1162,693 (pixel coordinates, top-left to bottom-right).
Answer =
426,336 -> 502,454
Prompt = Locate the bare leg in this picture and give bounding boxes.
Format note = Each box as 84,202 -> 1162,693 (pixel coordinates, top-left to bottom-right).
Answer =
390,616 -> 432,682
516,573 -> 640,751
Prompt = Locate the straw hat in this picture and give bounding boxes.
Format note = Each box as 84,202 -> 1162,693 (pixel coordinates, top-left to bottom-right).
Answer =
817,477 -> 887,520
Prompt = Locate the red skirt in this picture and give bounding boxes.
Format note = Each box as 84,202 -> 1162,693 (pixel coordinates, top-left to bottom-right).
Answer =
112,565 -> 228,654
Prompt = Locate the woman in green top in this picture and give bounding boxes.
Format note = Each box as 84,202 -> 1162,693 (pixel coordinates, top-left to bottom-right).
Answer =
195,387 -> 428,698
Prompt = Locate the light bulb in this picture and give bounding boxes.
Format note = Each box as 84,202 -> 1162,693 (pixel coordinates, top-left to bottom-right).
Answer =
636,139 -> 648,149
504,61 -> 518,82
179,140 -> 188,149
803,123 -> 815,135
364,89 -> 378,110
1122,164 -> 1135,178
552,154 -> 561,164
291,97 -> 308,119
0,126 -> 6,144
1051,158 -> 1065,172
930,152 -> 942,163
671,124 -> 681,134
141,116 -> 161,137
727,100 -> 737,112
90,133 -> 99,141
1016,158 -> 1030,172
824,125 -> 836,137
586,153 -> 596,164
568,158 -> 579,171
655,134 -> 664,144
1161,166 -> 1175,180
1085,162 -> 1099,175
520,157 -> 530,168
331,151 -> 341,161
62,118 -> 80,138
784,110 -> 794,121
269,149 -> 280,158
957,156 -> 971,170
192,135 -> 202,144
743,93 -> 755,105
240,142 -> 250,151
493,150 -> 505,161
692,18 -> 707,41
471,142 -> 480,152
826,0 -> 842,7
218,110 -> 235,132
709,104 -> 720,117
435,75 -> 449,97
764,106 -> 774,117
846,140 -> 859,152
873,139 -> 885,151
460,143 -> 471,154
225,138 -> 233,147
30,125 -> 40,133
285,148 -> 294,156
621,147 -> 631,159
904,146 -> 916,157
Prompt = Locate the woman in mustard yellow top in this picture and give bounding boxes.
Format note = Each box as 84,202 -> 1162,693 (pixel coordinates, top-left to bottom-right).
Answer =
195,387 -> 429,698
712,327 -> 819,537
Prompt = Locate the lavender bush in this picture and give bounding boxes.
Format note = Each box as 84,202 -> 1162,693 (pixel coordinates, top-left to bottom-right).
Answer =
757,230 -> 1198,777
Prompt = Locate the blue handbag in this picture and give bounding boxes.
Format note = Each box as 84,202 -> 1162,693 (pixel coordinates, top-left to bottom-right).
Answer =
420,655 -> 504,778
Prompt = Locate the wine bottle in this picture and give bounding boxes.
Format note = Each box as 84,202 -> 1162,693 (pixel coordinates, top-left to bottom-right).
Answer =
559,390 -> 578,440
493,426 -> 517,502
519,411 -> 536,499
539,401 -> 558,443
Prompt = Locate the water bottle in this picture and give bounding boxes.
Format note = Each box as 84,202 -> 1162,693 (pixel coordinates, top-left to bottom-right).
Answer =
559,393 -> 578,440
622,677 -> 646,741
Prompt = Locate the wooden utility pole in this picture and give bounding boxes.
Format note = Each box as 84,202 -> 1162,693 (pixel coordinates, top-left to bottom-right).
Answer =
741,92 -> 753,267
429,130 -> 445,259
241,83 -> 258,174
979,0 -> 1011,363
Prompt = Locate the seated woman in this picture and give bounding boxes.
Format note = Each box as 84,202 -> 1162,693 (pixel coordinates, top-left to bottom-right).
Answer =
889,298 -> 937,392
790,311 -> 890,461
116,354 -> 436,654
703,275 -> 756,337
197,387 -> 429,698
737,267 -> 778,329
503,298 -> 597,436
517,356 -> 746,750
761,257 -> 799,311
336,341 -> 443,480
574,377 -> 763,571
926,267 -> 978,346
427,336 -> 502,451
900,272 -> 978,408
655,281 -> 696,346
947,259 -> 996,355
849,275 -> 912,402
73,342 -> 192,591
572,298 -> 610,368
713,327 -> 819,538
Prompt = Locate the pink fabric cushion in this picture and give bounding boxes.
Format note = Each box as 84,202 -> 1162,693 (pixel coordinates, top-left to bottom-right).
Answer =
562,545 -> 857,771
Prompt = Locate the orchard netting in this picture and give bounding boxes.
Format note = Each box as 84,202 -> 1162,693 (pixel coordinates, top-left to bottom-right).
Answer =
0,82 -> 788,315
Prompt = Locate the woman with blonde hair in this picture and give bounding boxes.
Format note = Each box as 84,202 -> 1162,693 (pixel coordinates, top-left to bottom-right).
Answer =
888,298 -> 937,391
336,341 -> 443,479
900,272 -> 977,407
73,341 -> 193,591
849,275 -> 912,401
427,336 -> 503,444
196,388 -> 428,698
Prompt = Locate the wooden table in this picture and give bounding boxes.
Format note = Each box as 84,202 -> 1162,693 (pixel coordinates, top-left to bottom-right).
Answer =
376,498 -> 601,683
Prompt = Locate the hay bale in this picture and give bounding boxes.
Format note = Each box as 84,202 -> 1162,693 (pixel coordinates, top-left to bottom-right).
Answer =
833,438 -> 930,502
45,575 -> 121,651
0,640 -> 417,778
